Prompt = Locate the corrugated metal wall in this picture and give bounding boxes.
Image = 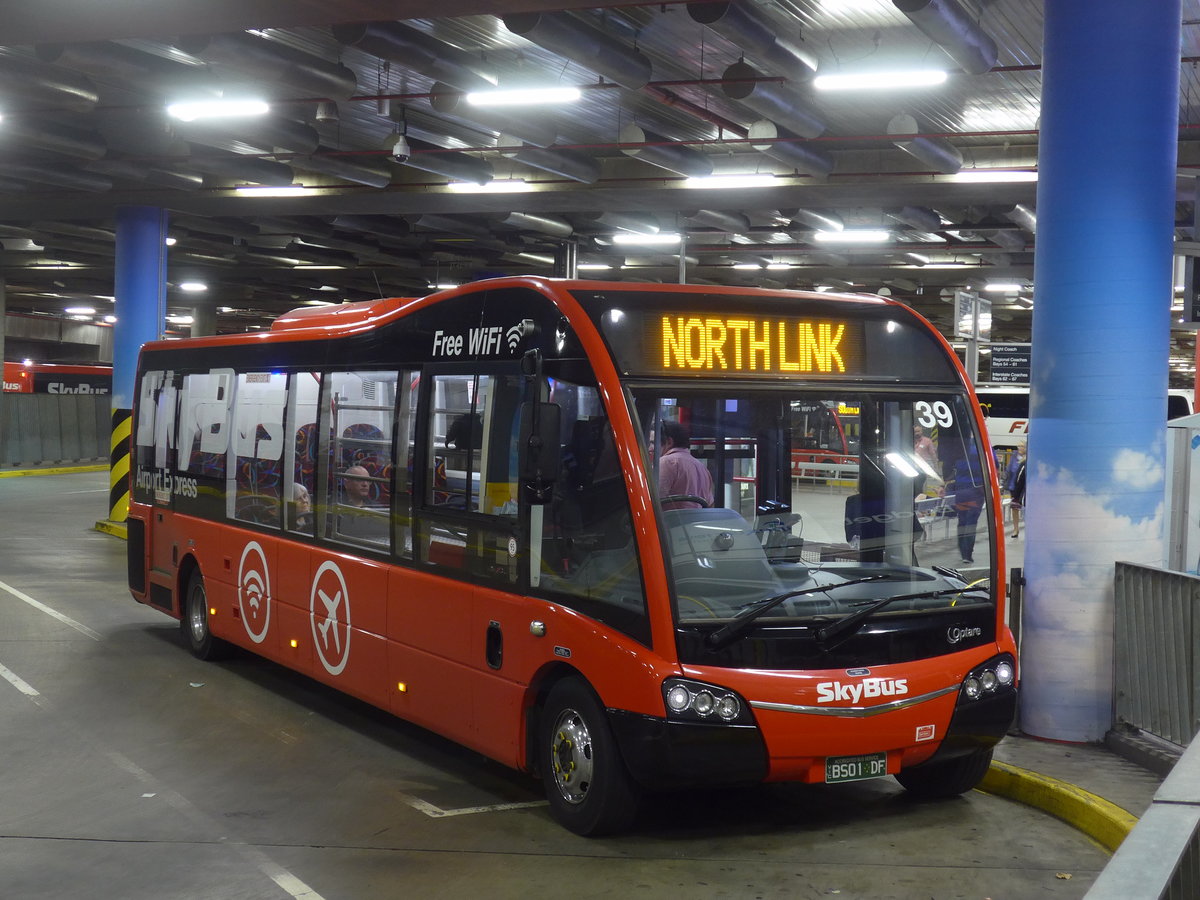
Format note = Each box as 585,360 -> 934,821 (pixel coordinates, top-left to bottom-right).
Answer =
0,394 -> 109,466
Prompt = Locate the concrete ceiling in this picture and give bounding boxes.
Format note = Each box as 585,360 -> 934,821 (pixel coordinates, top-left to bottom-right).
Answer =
0,0 -> 1194,382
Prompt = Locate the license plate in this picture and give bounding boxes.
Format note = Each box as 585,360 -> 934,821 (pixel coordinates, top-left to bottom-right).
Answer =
825,752 -> 888,783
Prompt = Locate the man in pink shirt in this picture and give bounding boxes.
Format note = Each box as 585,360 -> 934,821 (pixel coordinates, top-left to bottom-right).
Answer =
657,421 -> 714,510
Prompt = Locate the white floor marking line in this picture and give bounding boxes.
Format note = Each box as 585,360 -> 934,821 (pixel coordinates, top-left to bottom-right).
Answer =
0,579 -> 103,640
105,749 -> 328,900
395,791 -> 548,818
0,661 -> 40,697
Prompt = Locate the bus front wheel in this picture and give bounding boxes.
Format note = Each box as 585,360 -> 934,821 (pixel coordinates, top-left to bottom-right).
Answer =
181,570 -> 230,661
895,747 -> 993,799
538,677 -> 640,836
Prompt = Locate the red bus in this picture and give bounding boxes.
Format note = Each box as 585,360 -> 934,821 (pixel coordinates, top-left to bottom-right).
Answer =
3,361 -> 112,394
127,277 -> 1016,835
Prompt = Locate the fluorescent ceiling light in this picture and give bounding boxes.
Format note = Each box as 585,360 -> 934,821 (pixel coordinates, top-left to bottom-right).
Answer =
814,70 -> 947,91
733,263 -> 762,270
293,264 -> 345,270
104,315 -> 117,324
446,179 -> 531,193
465,87 -> 581,106
431,283 -> 458,290
166,99 -> 269,121
984,282 -> 1025,292
813,229 -> 890,243
165,236 -> 177,246
64,306 -> 95,314
683,174 -> 776,189
166,314 -> 195,325
765,263 -> 791,270
518,252 -> 555,264
178,281 -> 207,292
577,263 -> 612,271
234,184 -> 309,197
612,232 -> 681,246
951,169 -> 1038,183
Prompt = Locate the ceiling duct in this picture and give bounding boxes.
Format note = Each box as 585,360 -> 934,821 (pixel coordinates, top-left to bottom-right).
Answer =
430,86 -> 558,149
0,116 -> 105,160
389,135 -> 492,185
97,110 -> 183,157
175,116 -> 320,156
887,113 -> 963,174
997,202 -> 1037,234
885,205 -> 943,232
0,157 -> 111,191
788,208 -> 844,232
185,151 -> 295,186
173,32 -> 358,100
293,150 -> 394,189
722,63 -> 825,139
332,21 -> 498,93
0,53 -> 98,111
498,136 -> 600,184
333,214 -> 412,239
891,0 -> 999,76
685,209 -> 750,233
689,1 -> 818,82
415,213 -> 495,239
284,242 -> 358,268
747,120 -> 833,177
497,211 -> 574,239
502,11 -> 652,91
576,210 -> 661,235
619,123 -> 713,178
36,41 -> 214,97
982,228 -> 1027,251
173,215 -> 260,239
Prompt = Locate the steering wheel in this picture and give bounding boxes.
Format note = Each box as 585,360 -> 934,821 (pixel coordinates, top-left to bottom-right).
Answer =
235,495 -> 279,525
662,494 -> 710,508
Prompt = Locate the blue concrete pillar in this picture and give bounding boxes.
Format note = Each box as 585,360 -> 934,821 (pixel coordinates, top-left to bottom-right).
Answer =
108,206 -> 168,523
1021,1 -> 1179,741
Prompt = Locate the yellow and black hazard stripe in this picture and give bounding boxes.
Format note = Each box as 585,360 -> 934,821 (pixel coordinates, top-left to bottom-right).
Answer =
109,408 -> 132,522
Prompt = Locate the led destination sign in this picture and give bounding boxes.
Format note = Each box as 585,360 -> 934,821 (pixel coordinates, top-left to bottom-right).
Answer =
653,315 -> 862,376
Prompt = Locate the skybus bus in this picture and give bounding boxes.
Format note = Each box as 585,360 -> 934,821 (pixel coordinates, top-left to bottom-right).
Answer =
3,361 -> 112,394
127,277 -> 1017,835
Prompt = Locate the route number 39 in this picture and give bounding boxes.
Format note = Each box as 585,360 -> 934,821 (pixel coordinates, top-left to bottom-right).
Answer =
915,400 -> 954,429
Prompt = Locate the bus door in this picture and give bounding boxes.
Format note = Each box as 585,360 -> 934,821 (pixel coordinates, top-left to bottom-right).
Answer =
133,369 -> 181,601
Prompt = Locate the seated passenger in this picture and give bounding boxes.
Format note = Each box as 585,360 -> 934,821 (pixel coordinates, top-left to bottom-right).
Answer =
290,483 -> 312,531
338,465 -> 388,543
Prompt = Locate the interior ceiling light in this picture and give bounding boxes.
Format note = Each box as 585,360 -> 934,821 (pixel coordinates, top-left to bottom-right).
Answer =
682,174 -> 776,189
951,169 -> 1038,183
166,314 -> 195,325
765,263 -> 791,270
577,263 -> 612,271
446,179 -> 531,193
165,236 -> 177,246
179,281 -> 207,292
733,263 -> 762,270
612,232 -> 681,246
233,184 -> 309,197
984,282 -> 1025,292
293,264 -> 345,270
813,229 -> 890,243
64,306 -> 95,314
465,87 -> 581,106
814,70 -> 947,91
166,98 -> 269,121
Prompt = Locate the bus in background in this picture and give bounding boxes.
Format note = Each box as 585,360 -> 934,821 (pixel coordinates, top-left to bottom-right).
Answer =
2,361 -> 112,394
127,277 -> 1016,835
977,384 -> 1195,456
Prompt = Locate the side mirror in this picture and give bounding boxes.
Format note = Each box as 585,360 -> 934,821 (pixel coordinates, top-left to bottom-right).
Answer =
519,400 -> 561,503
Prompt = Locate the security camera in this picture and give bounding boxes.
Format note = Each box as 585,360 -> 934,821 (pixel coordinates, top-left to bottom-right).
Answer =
390,135 -> 411,163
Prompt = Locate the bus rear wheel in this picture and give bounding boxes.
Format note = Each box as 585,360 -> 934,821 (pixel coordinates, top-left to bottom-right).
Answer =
895,747 -> 994,799
181,570 -> 230,661
538,677 -> 640,836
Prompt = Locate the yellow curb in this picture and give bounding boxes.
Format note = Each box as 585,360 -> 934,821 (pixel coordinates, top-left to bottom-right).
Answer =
979,760 -> 1138,853
0,464 -> 108,478
94,519 -> 128,540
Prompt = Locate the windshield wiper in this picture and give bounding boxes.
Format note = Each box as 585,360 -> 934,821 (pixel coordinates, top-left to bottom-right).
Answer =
815,586 -> 989,648
705,575 -> 888,651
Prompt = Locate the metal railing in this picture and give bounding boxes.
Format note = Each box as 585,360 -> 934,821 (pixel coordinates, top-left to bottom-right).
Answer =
1113,562 -> 1200,747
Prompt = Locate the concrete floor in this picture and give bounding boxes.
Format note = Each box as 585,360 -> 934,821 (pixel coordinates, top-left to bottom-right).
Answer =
0,470 -> 1108,899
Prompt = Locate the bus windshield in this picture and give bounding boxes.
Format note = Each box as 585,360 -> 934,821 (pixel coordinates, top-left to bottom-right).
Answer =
633,388 -> 994,630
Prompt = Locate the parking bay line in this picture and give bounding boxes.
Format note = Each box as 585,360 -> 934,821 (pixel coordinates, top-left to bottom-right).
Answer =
395,791 -> 547,818
0,660 -> 40,697
0,579 -> 102,641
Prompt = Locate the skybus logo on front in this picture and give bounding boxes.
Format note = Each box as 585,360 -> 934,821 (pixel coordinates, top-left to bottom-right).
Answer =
816,677 -> 909,704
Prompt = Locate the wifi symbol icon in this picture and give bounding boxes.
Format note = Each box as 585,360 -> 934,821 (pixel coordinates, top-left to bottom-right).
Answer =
505,323 -> 525,353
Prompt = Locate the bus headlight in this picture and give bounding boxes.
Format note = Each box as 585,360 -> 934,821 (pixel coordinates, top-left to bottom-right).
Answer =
662,678 -> 751,725
960,653 -> 1017,703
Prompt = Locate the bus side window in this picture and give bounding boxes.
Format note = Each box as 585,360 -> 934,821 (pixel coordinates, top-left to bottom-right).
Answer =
324,370 -> 398,549
228,372 -> 287,528
419,372 -> 521,584
177,368 -> 233,479
285,372 -> 322,536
